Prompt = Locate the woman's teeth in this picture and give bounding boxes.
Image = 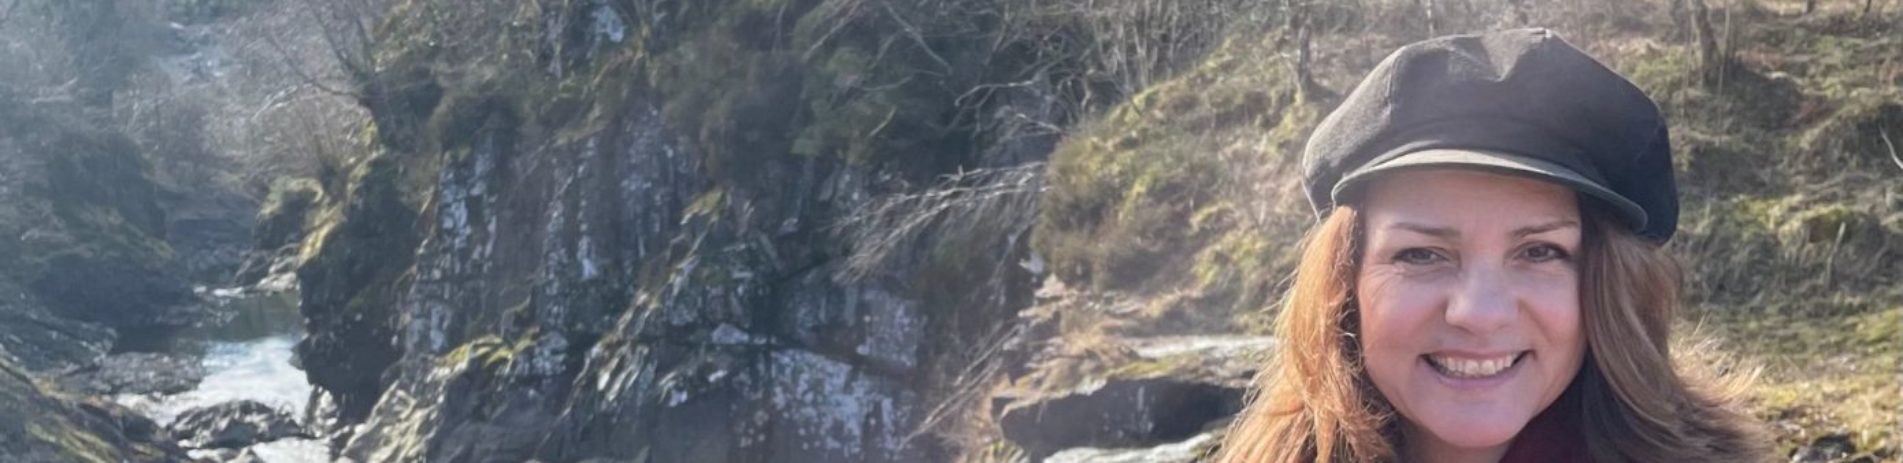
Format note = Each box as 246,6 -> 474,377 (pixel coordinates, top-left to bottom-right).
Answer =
1426,353 -> 1522,378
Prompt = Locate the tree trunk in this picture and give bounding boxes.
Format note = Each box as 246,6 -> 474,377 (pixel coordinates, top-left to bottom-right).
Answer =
1690,0 -> 1727,86
1416,0 -> 1440,36
1284,0 -> 1315,99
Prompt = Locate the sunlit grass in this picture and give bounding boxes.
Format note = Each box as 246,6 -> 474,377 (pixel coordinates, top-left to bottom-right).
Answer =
1689,306 -> 1902,460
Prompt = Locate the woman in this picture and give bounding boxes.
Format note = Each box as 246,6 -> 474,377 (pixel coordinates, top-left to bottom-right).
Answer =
1216,29 -> 1769,462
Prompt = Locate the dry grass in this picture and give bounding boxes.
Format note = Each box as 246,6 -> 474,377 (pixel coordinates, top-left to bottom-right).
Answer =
1687,306 -> 1902,460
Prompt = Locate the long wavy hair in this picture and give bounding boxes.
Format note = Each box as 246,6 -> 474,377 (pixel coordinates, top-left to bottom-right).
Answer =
1214,204 -> 1769,462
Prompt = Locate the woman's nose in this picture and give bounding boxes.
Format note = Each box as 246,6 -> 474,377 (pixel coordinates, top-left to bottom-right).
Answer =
1444,266 -> 1516,334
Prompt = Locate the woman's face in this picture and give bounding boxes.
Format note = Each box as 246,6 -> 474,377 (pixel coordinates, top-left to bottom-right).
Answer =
1354,169 -> 1587,457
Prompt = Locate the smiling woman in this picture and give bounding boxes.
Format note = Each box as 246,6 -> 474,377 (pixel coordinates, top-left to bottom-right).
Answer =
1357,170 -> 1589,463
1214,29 -> 1771,462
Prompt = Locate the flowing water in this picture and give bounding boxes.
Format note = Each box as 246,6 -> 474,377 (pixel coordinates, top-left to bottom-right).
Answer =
115,288 -> 329,462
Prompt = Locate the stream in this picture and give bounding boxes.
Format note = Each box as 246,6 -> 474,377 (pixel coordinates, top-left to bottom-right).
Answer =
114,287 -> 329,462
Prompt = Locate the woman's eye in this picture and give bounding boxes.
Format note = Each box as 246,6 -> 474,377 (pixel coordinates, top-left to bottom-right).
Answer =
1521,243 -> 1571,262
1394,248 -> 1444,265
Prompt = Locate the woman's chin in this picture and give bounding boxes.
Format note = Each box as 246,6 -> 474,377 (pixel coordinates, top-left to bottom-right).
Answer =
1411,411 -> 1530,450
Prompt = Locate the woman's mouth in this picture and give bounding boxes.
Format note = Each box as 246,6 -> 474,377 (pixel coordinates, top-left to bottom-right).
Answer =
1423,352 -> 1529,379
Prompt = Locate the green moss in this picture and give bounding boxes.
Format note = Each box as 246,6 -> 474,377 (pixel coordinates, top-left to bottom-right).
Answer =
439,331 -> 539,373
1779,204 -> 1865,245
255,177 -> 323,250
25,422 -> 116,463
1718,196 -> 1877,247
1034,34 -> 1307,307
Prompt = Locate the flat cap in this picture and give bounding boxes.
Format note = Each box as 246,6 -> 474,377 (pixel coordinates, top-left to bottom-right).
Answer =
1301,28 -> 1678,242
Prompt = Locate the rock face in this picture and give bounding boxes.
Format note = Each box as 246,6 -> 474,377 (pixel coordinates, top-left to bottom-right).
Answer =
0,92 -> 196,370
0,303 -> 116,373
0,356 -> 189,461
286,1 -> 1062,462
165,400 -> 307,449
231,178 -> 321,289
57,352 -> 207,396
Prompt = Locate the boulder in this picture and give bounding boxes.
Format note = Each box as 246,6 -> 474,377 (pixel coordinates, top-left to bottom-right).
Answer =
58,352 -> 206,396
166,400 -> 307,449
999,376 -> 1243,460
996,335 -> 1270,460
1044,431 -> 1223,463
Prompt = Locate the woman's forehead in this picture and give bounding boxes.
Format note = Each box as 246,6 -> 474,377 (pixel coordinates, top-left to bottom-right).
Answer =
1359,169 -> 1582,234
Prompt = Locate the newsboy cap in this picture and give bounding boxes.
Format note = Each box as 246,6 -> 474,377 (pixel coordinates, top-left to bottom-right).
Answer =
1301,28 -> 1678,242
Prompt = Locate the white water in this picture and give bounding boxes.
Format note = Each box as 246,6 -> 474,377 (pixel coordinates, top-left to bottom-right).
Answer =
118,336 -> 309,425
114,289 -> 330,462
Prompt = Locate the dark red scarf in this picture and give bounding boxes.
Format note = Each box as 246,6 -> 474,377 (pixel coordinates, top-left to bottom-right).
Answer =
1499,400 -> 1588,463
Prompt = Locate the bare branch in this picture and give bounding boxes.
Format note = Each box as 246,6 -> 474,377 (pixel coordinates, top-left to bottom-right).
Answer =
876,0 -> 953,74
264,32 -> 362,99
834,163 -> 1045,283
294,0 -> 375,83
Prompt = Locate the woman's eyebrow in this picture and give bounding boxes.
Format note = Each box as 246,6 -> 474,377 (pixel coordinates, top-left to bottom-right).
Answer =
1511,219 -> 1580,238
1389,221 -> 1459,239
1385,219 -> 1578,239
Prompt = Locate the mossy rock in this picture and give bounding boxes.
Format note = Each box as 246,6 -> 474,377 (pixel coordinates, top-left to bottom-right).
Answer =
439,332 -> 538,374
293,152 -> 419,421
0,359 -> 187,461
254,177 -> 323,251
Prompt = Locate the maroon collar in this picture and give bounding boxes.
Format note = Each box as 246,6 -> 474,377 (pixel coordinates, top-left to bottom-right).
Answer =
1500,402 -> 1587,463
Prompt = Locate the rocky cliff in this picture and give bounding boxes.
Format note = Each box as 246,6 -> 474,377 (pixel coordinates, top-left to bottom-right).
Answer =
0,93 -> 196,373
0,57 -> 200,463
292,0 -> 1092,460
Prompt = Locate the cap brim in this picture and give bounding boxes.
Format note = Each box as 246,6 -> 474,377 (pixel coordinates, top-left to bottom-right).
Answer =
1332,149 -> 1649,229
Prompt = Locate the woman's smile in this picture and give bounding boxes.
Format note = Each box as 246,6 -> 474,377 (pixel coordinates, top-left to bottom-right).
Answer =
1422,351 -> 1527,380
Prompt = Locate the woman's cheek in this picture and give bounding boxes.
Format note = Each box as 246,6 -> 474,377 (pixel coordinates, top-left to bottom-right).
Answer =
1357,267 -> 1441,360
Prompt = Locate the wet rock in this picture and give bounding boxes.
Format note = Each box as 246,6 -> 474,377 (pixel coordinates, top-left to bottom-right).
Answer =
191,447 -> 269,463
167,400 -> 307,449
58,352 -> 207,395
227,448 -> 269,463
0,304 -> 116,372
1045,430 -> 1222,463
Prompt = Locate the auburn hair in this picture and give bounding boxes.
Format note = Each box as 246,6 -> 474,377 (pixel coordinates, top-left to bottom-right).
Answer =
1215,205 -> 1769,462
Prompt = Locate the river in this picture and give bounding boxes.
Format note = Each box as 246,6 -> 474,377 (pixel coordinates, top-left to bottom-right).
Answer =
114,287 -> 329,462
